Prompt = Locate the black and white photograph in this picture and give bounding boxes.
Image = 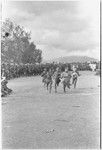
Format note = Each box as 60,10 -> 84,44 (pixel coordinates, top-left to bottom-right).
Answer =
1,0 -> 101,149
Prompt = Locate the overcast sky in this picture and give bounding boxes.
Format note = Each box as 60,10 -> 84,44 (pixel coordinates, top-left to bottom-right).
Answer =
2,0 -> 100,60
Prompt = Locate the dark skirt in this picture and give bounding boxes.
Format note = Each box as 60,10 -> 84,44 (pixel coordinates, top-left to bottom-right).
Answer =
55,78 -> 61,85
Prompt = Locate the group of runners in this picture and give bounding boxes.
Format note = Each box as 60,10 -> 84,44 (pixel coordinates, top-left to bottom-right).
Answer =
41,65 -> 80,93
1,64 -> 80,97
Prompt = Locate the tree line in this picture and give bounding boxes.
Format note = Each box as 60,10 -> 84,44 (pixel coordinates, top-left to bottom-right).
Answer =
1,62 -> 100,80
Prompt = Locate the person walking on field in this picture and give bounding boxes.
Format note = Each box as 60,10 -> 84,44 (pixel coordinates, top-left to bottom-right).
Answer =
45,69 -> 53,93
41,68 -> 47,86
61,67 -> 71,93
71,66 -> 79,88
53,67 -> 61,93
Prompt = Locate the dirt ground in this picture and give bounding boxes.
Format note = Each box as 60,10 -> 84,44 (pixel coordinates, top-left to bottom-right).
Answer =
2,71 -> 100,149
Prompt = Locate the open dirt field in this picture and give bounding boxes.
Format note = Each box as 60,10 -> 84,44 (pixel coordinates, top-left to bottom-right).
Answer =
2,71 -> 100,149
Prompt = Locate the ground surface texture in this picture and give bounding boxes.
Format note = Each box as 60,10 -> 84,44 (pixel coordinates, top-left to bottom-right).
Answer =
2,71 -> 100,149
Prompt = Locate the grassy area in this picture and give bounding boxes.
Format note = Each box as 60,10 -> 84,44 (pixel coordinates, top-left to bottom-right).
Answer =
2,71 -> 100,149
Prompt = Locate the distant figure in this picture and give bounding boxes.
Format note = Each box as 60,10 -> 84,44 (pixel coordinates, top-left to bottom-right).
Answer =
53,67 -> 61,93
41,68 -> 47,86
71,67 -> 79,88
45,69 -> 53,93
1,72 -> 12,97
61,67 -> 71,93
89,63 -> 96,72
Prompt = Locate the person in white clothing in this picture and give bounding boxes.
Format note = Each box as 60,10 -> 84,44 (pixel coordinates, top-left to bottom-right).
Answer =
71,66 -> 79,88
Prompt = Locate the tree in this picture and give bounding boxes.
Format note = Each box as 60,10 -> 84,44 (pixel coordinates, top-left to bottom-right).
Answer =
1,19 -> 42,65
22,42 -> 42,64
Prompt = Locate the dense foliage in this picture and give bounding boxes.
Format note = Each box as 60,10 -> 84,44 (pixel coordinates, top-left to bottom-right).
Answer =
1,19 -> 42,65
1,62 -> 100,80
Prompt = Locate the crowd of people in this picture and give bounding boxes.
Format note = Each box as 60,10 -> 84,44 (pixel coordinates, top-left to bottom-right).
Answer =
41,66 -> 80,93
